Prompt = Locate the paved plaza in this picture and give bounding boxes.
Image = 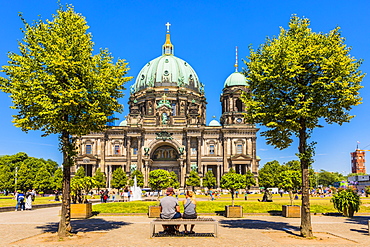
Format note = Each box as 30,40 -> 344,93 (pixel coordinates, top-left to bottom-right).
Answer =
1,206 -> 370,246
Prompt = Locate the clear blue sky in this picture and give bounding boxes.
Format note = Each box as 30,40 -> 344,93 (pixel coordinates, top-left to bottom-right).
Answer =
1,0 -> 369,174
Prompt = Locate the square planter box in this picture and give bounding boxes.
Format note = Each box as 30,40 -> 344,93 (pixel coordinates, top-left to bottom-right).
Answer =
71,203 -> 92,219
148,205 -> 161,218
225,205 -> 243,218
282,205 -> 301,218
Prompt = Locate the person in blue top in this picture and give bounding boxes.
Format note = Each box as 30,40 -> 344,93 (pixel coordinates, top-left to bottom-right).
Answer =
15,191 -> 25,211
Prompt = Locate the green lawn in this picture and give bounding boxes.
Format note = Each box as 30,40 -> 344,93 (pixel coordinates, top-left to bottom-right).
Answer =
2,193 -> 370,215
0,196 -> 61,207
93,194 -> 370,214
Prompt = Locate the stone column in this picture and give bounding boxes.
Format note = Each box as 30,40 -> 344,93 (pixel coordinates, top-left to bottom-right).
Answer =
126,137 -> 131,173
186,137 -> 191,174
138,136 -> 142,172
100,136 -> 106,176
247,138 -> 252,155
197,137 -> 202,173
252,137 -> 257,173
217,164 -> 221,188
179,160 -> 185,187
107,165 -> 111,189
143,160 -> 148,186
223,137 -> 229,172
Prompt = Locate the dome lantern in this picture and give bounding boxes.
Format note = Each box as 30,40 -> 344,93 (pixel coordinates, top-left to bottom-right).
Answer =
162,22 -> 174,55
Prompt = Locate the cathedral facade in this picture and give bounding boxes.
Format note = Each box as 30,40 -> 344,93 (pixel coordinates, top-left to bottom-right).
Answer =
75,24 -> 260,188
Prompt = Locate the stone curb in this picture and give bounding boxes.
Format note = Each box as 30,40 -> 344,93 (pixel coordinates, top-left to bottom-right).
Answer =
0,203 -> 62,212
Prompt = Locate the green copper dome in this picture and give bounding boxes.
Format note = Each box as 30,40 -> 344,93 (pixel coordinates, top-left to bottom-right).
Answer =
131,26 -> 203,94
131,55 -> 203,94
224,72 -> 248,88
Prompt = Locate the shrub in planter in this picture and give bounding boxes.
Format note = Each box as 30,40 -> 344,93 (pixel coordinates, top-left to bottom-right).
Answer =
71,167 -> 97,204
220,169 -> 246,207
331,188 -> 361,217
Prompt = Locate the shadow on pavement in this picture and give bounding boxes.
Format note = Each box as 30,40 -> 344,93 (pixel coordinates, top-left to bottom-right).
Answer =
36,218 -> 131,233
344,216 -> 370,235
220,218 -> 299,231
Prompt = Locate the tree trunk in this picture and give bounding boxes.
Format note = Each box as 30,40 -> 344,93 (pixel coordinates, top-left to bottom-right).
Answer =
231,189 -> 235,206
299,119 -> 313,237
57,131 -> 73,237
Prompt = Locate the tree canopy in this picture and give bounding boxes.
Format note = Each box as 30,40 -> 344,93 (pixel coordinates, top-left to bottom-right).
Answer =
317,169 -> 346,187
245,170 -> 256,190
0,5 -> 132,237
203,170 -> 216,189
129,170 -> 144,187
220,169 -> 246,206
258,160 -> 282,188
148,169 -> 179,196
186,170 -> 201,191
0,152 -> 60,192
111,167 -> 127,189
242,15 -> 364,237
93,168 -> 106,191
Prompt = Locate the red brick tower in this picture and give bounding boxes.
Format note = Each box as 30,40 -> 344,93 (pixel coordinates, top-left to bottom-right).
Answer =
351,150 -> 366,174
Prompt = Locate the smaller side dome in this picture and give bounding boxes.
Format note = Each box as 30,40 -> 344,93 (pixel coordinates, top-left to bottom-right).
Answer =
224,72 -> 248,88
119,120 -> 128,126
209,119 -> 221,127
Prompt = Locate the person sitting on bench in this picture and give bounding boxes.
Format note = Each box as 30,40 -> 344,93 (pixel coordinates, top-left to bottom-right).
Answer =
182,190 -> 197,234
160,187 -> 181,233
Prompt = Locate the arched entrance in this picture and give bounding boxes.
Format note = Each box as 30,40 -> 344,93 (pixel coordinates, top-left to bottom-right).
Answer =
151,145 -> 180,177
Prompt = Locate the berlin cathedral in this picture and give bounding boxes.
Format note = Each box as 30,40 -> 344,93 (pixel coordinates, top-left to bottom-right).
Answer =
75,23 -> 260,188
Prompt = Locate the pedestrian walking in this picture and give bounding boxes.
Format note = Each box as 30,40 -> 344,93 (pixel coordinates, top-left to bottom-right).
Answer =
15,191 -> 25,211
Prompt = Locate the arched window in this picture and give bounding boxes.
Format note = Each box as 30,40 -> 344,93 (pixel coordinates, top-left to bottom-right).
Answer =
236,99 -> 243,112
152,145 -> 178,161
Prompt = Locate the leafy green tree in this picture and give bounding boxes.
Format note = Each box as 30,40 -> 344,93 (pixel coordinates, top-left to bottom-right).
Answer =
245,170 -> 256,190
169,171 -> 180,189
0,5 -> 131,236
317,170 -> 345,187
129,170 -> 144,187
203,170 -> 216,189
0,165 -> 14,192
16,163 -> 34,192
186,170 -> 200,191
258,160 -> 282,188
278,170 -> 301,205
347,173 -> 366,178
93,168 -> 106,191
242,15 -> 364,237
71,175 -> 97,203
111,167 -> 127,189
148,169 -> 172,200
220,170 -> 246,206
0,152 -> 28,166
52,168 -> 63,191
34,166 -> 52,193
74,167 -> 86,179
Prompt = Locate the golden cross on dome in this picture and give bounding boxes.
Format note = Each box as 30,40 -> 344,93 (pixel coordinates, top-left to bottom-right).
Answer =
165,22 -> 171,32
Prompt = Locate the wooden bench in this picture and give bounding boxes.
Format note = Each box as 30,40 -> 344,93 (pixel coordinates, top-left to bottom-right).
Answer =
150,217 -> 218,238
